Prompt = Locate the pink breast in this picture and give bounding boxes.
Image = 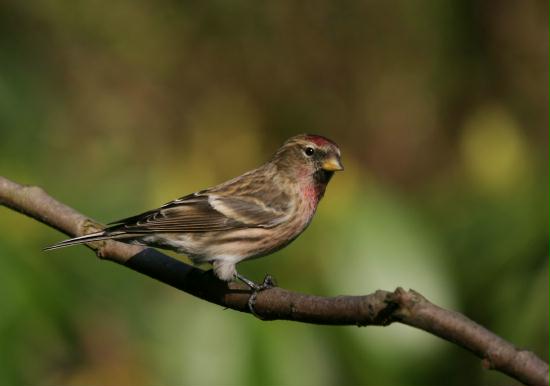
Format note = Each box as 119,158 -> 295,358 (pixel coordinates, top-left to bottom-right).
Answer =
302,183 -> 321,216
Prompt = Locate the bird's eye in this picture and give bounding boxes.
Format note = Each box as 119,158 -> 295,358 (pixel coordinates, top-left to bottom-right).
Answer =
304,147 -> 315,156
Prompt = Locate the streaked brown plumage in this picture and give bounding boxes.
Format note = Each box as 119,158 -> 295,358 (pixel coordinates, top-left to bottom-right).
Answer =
45,134 -> 343,285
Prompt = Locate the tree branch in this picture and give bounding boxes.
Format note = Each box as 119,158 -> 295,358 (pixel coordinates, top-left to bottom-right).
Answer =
0,175 -> 547,386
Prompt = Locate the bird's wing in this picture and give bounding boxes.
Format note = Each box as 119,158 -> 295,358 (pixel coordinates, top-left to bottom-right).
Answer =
107,192 -> 290,234
208,194 -> 290,227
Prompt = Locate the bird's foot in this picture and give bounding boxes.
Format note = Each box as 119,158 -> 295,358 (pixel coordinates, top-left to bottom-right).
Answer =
235,273 -> 276,319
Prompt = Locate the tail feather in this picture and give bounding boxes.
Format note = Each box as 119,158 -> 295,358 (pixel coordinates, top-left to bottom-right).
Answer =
43,231 -> 114,251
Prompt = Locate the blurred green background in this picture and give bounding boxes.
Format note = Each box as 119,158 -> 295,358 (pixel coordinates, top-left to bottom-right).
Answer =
0,1 -> 548,385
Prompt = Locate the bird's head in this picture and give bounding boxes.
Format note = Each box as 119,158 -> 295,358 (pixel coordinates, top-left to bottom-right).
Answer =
273,134 -> 344,184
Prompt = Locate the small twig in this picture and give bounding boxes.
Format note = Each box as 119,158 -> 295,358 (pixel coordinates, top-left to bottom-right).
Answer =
0,175 -> 547,386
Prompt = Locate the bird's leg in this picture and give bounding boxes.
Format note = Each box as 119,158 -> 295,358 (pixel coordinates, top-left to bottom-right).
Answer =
235,273 -> 260,290
235,273 -> 276,319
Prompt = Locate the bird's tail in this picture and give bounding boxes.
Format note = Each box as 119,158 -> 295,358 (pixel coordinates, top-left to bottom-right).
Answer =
43,231 -> 115,251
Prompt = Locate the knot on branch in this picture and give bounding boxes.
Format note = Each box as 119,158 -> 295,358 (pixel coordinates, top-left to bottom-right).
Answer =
382,287 -> 427,322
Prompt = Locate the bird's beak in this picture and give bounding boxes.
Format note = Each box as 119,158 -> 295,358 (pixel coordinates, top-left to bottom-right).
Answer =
322,156 -> 344,172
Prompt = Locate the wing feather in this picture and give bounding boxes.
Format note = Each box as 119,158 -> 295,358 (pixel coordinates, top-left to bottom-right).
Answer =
106,190 -> 290,234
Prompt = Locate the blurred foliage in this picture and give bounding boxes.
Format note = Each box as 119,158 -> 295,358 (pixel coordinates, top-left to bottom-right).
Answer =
0,1 -> 548,385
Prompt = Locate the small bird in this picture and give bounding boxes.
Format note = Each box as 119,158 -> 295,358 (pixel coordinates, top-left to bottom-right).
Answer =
45,134 -> 343,291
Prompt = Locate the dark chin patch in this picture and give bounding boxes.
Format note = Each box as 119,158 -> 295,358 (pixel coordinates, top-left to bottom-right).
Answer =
314,169 -> 334,184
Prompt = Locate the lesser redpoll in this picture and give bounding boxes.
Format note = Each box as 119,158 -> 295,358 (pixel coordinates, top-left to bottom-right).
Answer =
45,134 -> 343,289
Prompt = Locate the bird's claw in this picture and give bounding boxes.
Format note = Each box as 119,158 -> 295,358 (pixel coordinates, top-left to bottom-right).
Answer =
236,273 -> 276,320
259,274 -> 276,289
